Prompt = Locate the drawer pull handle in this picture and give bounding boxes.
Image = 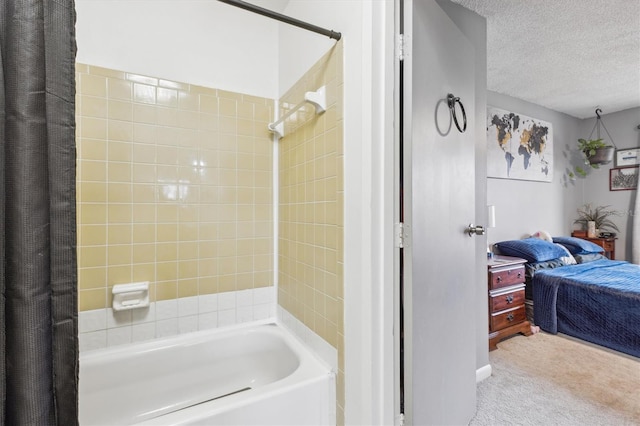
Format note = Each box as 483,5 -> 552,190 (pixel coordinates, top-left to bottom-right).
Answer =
517,272 -> 522,278
506,313 -> 515,322
506,295 -> 514,303
496,276 -> 502,283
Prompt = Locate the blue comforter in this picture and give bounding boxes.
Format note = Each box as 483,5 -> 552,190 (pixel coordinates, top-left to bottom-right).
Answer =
533,259 -> 640,358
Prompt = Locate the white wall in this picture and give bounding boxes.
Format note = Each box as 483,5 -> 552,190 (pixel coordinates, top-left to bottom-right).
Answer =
279,2 -> 395,424
75,0 -> 279,99
487,91 -> 583,244
277,2 -> 336,96
577,107 -> 640,261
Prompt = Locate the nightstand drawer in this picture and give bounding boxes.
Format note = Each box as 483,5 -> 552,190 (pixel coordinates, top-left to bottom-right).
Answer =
490,287 -> 525,313
601,240 -> 614,251
487,256 -> 531,350
490,306 -> 526,331
488,265 -> 525,290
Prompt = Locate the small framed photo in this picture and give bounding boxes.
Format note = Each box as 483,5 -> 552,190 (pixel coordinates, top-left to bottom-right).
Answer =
610,166 -> 639,191
615,148 -> 640,167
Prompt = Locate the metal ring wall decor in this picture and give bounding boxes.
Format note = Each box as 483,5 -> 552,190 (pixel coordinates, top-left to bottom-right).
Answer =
447,93 -> 467,133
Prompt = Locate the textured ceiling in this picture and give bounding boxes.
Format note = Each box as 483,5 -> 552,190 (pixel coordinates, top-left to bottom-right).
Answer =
449,0 -> 640,119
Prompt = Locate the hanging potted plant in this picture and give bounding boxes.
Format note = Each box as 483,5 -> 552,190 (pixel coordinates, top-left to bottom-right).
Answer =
577,138 -> 615,167
569,138 -> 613,179
568,109 -> 617,180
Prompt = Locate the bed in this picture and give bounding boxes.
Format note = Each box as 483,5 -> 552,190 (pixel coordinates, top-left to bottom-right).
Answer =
495,237 -> 640,358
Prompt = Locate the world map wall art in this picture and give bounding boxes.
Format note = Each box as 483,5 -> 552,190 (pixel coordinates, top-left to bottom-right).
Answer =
487,106 -> 553,182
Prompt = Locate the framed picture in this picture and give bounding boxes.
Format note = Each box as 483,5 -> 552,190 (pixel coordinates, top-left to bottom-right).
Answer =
615,148 -> 640,167
609,166 -> 639,191
486,106 -> 553,182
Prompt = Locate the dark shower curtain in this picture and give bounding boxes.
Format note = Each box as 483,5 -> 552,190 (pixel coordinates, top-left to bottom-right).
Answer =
0,0 -> 79,424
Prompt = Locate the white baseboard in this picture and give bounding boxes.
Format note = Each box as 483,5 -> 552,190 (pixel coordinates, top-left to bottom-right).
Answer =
476,364 -> 492,383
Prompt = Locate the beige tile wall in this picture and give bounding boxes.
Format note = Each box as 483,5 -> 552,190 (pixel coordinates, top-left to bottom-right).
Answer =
277,41 -> 344,423
76,63 -> 273,312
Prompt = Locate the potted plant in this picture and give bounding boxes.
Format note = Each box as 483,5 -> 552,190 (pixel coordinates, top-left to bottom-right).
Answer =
577,138 -> 615,166
568,139 -> 615,180
574,204 -> 620,237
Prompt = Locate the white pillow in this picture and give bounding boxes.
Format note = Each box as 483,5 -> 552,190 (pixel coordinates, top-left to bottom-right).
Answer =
555,243 -> 577,265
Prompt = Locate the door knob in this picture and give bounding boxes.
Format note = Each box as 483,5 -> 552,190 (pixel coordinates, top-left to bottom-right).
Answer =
466,224 -> 485,237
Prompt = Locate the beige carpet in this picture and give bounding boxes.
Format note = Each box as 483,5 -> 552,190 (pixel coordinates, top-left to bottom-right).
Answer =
471,332 -> 640,425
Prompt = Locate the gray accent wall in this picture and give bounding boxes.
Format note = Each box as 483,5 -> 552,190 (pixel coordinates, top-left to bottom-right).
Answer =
577,107 -> 640,261
487,91 -> 583,243
486,97 -> 639,261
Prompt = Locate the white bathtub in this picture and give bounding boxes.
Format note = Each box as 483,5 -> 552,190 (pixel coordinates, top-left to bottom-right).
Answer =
79,321 -> 335,425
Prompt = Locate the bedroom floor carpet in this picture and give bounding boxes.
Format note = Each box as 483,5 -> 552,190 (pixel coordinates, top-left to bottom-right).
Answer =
470,332 -> 640,425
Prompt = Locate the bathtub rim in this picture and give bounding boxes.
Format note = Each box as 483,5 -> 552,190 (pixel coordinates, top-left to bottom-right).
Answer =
79,318 -> 334,373
80,318 -> 276,359
80,319 -> 336,425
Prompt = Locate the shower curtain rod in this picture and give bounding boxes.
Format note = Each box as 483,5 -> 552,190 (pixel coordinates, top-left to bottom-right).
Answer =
217,0 -> 341,41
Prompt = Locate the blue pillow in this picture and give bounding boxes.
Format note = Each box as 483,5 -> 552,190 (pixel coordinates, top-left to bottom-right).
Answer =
494,238 -> 568,262
552,236 -> 604,255
573,253 -> 607,263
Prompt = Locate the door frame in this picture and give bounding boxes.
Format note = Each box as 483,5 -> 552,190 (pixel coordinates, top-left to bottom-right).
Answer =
394,0 -> 404,422
343,0 -> 401,424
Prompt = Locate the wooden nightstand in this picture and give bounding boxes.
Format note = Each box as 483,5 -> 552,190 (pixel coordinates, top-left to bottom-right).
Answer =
488,255 -> 532,351
570,232 -> 616,259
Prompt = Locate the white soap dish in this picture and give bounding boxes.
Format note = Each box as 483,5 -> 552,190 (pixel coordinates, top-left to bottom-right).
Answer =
112,282 -> 149,311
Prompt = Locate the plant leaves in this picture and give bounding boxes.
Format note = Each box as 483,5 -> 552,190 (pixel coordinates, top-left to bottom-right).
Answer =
574,204 -> 620,232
